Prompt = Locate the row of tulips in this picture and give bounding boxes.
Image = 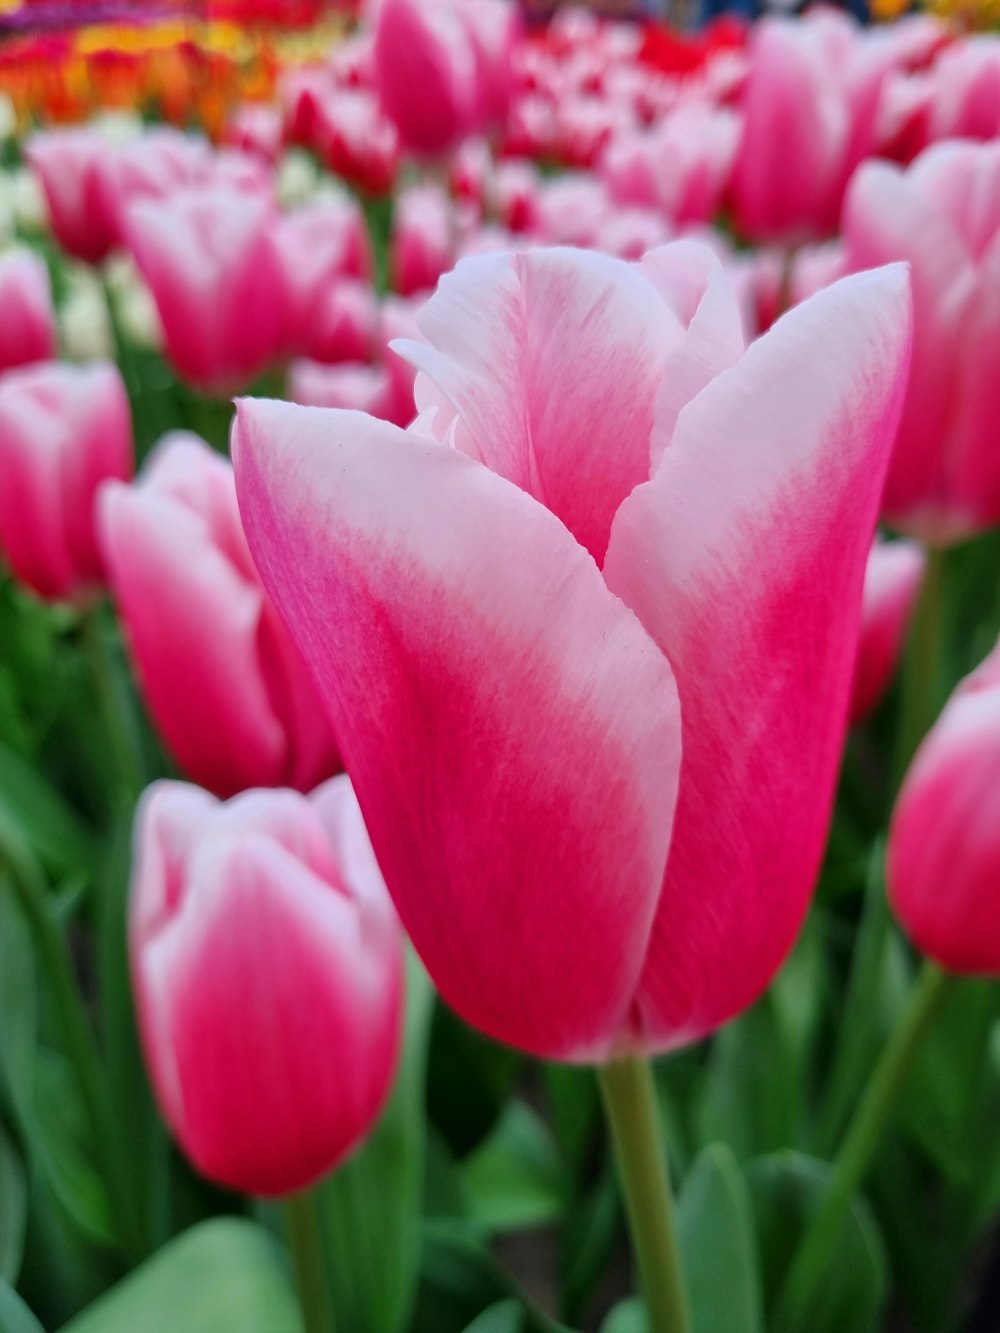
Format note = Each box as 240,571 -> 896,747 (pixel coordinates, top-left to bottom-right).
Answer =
1,4 -> 1000,1333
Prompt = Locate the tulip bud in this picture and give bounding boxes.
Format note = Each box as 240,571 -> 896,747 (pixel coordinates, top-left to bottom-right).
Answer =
24,128 -> 117,265
130,776 -> 404,1196
99,432 -> 339,798
850,538 -> 925,725
0,362 -> 132,602
888,640 -> 1000,973
0,250 -> 56,373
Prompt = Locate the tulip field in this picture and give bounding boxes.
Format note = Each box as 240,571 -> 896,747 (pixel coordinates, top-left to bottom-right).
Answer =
2,0 -> 1000,1330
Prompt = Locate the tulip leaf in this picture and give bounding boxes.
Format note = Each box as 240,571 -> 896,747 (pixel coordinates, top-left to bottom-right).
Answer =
746,1151 -> 887,1333
0,1127 -> 27,1283
461,1299 -> 525,1333
0,875 -> 36,1127
599,1299 -> 644,1333
58,1219 -> 298,1333
321,951 -> 435,1333
677,1144 -> 763,1333
0,744 -> 96,880
461,1101 -> 562,1234
0,1279 -> 46,1333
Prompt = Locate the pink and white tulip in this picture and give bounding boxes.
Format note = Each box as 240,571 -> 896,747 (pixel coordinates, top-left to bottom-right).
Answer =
0,250 -> 57,372
0,362 -> 132,602
24,128 -> 116,264
233,242 -> 910,1062
130,776 -> 403,1196
850,538 -> 926,726
99,433 -> 338,798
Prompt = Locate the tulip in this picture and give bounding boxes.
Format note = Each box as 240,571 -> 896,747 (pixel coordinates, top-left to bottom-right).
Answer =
842,140 -> 1000,544
0,250 -> 57,372
24,128 -> 116,264
273,201 -> 374,360
123,185 -> 285,395
289,360 -> 396,420
930,39 -> 1000,143
315,88 -> 400,197
99,433 -> 338,798
130,775 -> 403,1196
850,538 -> 925,725
888,639 -> 1000,974
372,0 -> 481,157
0,362 -> 132,602
391,183 -> 456,296
233,242 -> 910,1061
223,104 -> 284,166
90,128 -> 213,250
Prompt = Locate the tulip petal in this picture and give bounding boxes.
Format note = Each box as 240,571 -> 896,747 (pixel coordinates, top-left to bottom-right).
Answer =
233,399 -> 681,1061
395,247 -> 685,563
603,267 -> 911,1051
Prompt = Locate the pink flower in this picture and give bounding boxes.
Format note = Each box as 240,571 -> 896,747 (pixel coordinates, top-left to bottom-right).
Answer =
99,433 -> 338,798
123,186 -> 286,395
24,128 -> 116,264
130,776 -> 403,1196
90,128 -> 214,251
930,38 -> 1000,143
391,183 -> 456,296
289,360 -> 396,420
842,140 -> 1000,544
0,251 -> 57,372
0,362 -> 132,602
315,87 -> 399,197
272,201 -> 374,359
850,538 -> 926,725
222,103 -> 284,166
233,242 -> 910,1061
888,640 -> 1000,974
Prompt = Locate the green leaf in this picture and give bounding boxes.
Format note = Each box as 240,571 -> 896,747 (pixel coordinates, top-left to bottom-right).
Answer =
599,1299 -> 644,1333
0,876 -> 36,1127
462,1102 -> 562,1234
32,1052 -> 113,1249
0,1278 -> 45,1333
0,744 -> 95,880
746,1151 -> 887,1333
59,1219 -> 298,1333
462,1299 -> 524,1333
321,951 -> 434,1333
677,1145 -> 763,1333
0,1127 -> 27,1282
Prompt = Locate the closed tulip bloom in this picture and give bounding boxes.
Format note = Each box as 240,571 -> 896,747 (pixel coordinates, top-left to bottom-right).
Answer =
123,185 -> 285,395
233,242 -> 910,1062
130,776 -> 403,1196
272,200 -> 373,357
373,0 -> 481,157
842,141 -> 1000,544
888,640 -> 1000,973
0,250 -> 57,372
99,433 -> 338,798
315,88 -> 400,197
289,360 -> 396,420
0,362 -> 132,602
391,184 -> 456,296
90,128 -> 213,250
850,538 -> 925,725
930,39 -> 1000,143
24,128 -> 116,264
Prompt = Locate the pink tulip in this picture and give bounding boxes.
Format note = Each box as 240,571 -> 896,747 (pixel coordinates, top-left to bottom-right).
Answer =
272,202 -> 373,358
315,87 -> 399,197
123,185 -> 285,395
90,128 -> 213,250
222,104 -> 284,165
307,281 -> 380,366
289,360 -> 396,420
372,0 -> 481,157
0,362 -> 132,602
850,538 -> 926,725
24,128 -> 116,264
888,640 -> 1000,974
0,251 -> 57,372
233,242 -> 910,1061
130,776 -> 403,1196
930,39 -> 1000,143
391,184 -> 456,296
842,140 -> 1000,544
99,433 -> 338,798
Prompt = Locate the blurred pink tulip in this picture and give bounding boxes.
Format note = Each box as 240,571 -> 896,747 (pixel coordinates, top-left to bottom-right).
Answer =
222,104 -> 284,165
90,128 -> 213,250
233,242 -> 910,1061
888,640 -> 1000,973
130,776 -> 403,1196
272,201 -> 373,358
391,184 -> 456,296
24,128 -> 116,264
123,185 -> 285,394
289,360 -> 396,420
850,538 -> 926,725
99,433 -> 338,797
0,251 -> 57,372
843,140 -> 1000,544
930,39 -> 1000,143
0,362 -> 132,602
308,280 -> 380,365
316,87 -> 399,196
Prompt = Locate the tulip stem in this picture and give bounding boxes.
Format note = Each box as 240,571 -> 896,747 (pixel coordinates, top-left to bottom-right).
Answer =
598,1057 -> 692,1333
774,960 -> 953,1332
893,545 -> 947,789
0,812 -> 140,1258
285,1190 -> 335,1333
82,603 -> 145,803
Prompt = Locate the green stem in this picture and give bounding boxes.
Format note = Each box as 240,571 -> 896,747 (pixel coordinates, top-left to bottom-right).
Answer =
598,1058 -> 692,1333
82,603 -> 145,802
774,961 -> 953,1332
285,1190 -> 335,1333
0,815 -> 140,1258
892,545 -> 947,790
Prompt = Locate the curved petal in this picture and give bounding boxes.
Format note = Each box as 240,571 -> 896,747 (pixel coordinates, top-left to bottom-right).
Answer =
603,266 -> 912,1052
395,247 -> 685,563
233,398 -> 681,1061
